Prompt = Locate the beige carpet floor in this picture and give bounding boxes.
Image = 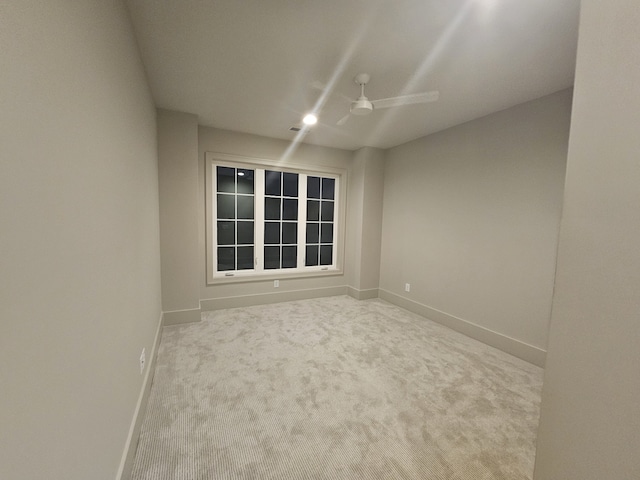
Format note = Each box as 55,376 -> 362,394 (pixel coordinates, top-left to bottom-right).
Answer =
131,296 -> 543,479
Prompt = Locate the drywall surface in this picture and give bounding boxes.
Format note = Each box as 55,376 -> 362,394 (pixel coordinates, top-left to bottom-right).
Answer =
157,110 -> 201,318
0,2 -> 162,479
380,90 -> 572,355
350,147 -> 385,293
534,1 -> 640,478
197,127 -> 355,305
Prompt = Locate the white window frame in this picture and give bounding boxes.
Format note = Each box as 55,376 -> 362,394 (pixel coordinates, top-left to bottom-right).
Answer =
205,152 -> 346,284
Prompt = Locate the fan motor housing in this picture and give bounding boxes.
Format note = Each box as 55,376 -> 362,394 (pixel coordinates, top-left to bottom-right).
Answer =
350,99 -> 373,115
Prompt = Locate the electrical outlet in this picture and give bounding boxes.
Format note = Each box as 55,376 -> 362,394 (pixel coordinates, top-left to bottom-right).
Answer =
139,348 -> 146,374
274,280 -> 279,288
404,283 -> 411,292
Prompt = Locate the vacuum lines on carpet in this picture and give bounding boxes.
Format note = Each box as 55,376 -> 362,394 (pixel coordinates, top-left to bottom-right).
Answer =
131,296 -> 543,479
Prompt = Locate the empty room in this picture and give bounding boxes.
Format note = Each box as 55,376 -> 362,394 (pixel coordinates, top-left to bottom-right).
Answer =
1,1 -> 638,480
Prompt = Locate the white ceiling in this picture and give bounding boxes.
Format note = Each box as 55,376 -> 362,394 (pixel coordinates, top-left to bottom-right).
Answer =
125,0 -> 580,151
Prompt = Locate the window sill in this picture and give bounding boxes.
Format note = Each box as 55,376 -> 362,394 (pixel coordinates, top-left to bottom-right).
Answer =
207,267 -> 343,286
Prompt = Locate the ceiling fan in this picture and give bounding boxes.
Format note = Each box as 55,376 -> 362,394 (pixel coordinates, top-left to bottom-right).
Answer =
336,73 -> 439,126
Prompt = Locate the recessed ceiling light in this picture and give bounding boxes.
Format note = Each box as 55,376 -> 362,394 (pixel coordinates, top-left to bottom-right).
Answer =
302,113 -> 318,126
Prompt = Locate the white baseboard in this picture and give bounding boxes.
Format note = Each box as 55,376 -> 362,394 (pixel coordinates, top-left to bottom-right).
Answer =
162,307 -> 201,326
200,285 -> 349,311
347,286 -> 379,300
116,312 -> 164,480
378,289 -> 546,367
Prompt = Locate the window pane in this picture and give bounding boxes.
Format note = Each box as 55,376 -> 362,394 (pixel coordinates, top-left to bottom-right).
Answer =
265,170 -> 281,196
237,246 -> 254,270
321,201 -> 334,221
307,200 -> 320,221
322,178 -> 335,200
264,222 -> 280,244
217,221 -> 235,245
283,172 -> 298,197
306,223 -> 319,243
305,245 -> 319,266
320,245 -> 333,265
217,167 -> 235,193
282,198 -> 298,220
212,164 -> 340,276
282,246 -> 297,268
307,176 -> 321,199
264,246 -> 280,269
217,194 -> 235,219
237,196 -> 254,219
265,197 -> 281,220
217,247 -> 235,271
321,223 -> 333,243
237,221 -> 254,245
237,169 -> 254,194
282,222 -> 297,244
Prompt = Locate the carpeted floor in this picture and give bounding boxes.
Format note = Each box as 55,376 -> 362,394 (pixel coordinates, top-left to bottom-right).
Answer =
131,296 -> 543,479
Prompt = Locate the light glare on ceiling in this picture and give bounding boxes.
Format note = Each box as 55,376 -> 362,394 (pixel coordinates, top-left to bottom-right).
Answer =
302,113 -> 318,125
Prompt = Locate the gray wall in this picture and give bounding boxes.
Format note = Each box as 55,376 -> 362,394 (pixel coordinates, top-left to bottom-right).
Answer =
534,0 -> 640,477
349,147 -> 385,297
380,90 -> 573,365
157,110 -> 201,324
0,1 -> 162,479
154,121 -> 386,314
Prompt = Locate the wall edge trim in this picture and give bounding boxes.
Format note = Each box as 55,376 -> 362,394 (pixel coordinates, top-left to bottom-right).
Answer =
378,289 -> 546,367
200,285 -> 349,311
162,308 -> 202,326
347,286 -> 379,300
116,311 -> 164,480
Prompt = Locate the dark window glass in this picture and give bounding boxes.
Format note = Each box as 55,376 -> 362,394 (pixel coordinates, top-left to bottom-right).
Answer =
282,246 -> 297,268
215,166 -> 338,274
264,222 -> 280,244
306,223 -> 319,243
265,197 -> 281,220
265,170 -> 281,196
305,245 -> 319,266
282,198 -> 297,220
217,247 -> 235,271
321,201 -> 334,222
217,194 -> 235,219
217,221 -> 235,245
307,176 -> 321,199
320,245 -> 333,265
264,246 -> 280,269
307,200 -> 320,221
237,221 -> 254,245
321,223 -> 333,243
321,178 -> 335,200
217,167 -> 235,193
237,169 -> 254,194
237,246 -> 254,270
283,172 -> 298,197
282,222 -> 297,244
237,196 -> 254,219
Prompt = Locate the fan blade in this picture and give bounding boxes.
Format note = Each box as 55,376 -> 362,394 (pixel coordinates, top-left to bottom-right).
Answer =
311,80 -> 353,103
371,91 -> 439,110
336,114 -> 351,126
310,80 -> 326,91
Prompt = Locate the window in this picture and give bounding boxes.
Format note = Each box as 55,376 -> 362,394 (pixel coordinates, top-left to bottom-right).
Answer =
206,153 -> 345,283
304,176 -> 335,267
215,166 -> 255,271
